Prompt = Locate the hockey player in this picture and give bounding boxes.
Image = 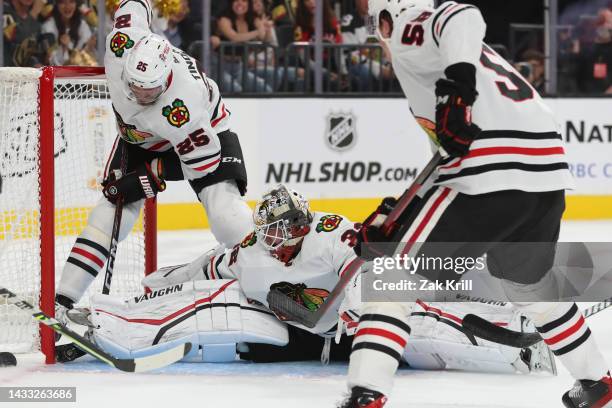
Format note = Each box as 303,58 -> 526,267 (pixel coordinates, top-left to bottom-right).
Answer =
79,185 -> 553,375
339,1 -> 612,407
55,0 -> 252,322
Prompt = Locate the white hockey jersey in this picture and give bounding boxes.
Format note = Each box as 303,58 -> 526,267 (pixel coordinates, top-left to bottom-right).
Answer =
388,2 -> 574,194
202,212 -> 361,335
104,0 -> 230,180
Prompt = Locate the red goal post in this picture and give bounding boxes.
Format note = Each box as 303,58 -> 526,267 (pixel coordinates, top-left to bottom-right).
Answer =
0,66 -> 157,364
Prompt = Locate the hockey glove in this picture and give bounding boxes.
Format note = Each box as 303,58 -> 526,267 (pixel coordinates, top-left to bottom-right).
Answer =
102,160 -> 166,205
435,71 -> 481,158
354,197 -> 397,261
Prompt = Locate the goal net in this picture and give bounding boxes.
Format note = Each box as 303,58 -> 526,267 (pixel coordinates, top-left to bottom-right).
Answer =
0,67 -> 156,362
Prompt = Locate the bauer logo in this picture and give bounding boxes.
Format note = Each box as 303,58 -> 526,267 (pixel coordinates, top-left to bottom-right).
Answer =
325,112 -> 356,151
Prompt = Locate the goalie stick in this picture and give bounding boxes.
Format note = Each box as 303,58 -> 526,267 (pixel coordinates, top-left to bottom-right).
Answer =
266,152 -> 443,328
0,286 -> 191,372
462,296 -> 612,348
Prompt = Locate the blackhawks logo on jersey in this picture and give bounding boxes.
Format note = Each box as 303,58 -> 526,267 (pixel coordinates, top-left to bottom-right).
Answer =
240,232 -> 257,248
113,106 -> 152,143
110,32 -> 134,57
316,214 -> 343,233
269,282 -> 330,312
162,99 -> 190,128
415,117 -> 438,146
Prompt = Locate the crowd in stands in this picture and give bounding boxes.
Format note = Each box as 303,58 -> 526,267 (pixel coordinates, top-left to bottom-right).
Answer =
2,0 -> 610,95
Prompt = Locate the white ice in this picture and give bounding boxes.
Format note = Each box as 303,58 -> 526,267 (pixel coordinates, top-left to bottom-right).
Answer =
1,221 -> 611,408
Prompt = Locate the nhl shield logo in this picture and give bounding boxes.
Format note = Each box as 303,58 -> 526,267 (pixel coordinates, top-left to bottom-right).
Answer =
325,112 -> 356,151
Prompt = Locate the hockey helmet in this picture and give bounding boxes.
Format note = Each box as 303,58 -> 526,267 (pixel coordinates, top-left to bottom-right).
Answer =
368,0 -> 434,40
253,185 -> 313,264
122,34 -> 173,105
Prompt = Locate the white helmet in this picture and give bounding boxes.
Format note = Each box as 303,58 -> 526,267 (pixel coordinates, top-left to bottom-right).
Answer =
253,184 -> 313,264
368,0 -> 434,40
122,34 -> 173,105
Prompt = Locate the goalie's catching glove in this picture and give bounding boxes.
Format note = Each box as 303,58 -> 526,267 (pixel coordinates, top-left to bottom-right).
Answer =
354,197 -> 397,261
435,63 -> 482,158
102,160 -> 166,204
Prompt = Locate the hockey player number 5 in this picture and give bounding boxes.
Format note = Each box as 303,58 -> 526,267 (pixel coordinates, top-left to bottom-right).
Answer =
401,24 -> 425,46
480,45 -> 534,102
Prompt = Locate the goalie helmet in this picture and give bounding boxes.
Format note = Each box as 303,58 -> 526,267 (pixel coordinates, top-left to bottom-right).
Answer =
368,0 -> 434,40
122,34 -> 173,105
253,185 -> 313,265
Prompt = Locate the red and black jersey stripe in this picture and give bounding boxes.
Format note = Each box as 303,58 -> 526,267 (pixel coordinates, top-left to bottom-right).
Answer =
431,2 -> 478,47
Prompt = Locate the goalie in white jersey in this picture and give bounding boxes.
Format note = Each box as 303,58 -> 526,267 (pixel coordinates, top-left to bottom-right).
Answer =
73,185 -> 554,376
338,1 -> 612,408
55,0 -> 252,328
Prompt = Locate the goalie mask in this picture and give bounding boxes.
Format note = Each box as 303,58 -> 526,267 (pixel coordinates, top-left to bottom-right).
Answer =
368,0 -> 434,40
254,185 -> 313,265
122,34 -> 173,105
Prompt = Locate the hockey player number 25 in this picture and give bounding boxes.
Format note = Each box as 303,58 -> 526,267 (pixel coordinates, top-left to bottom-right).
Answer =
480,45 -> 534,102
177,128 -> 210,155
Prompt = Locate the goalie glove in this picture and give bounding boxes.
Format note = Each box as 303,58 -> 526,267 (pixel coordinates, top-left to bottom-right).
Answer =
435,62 -> 482,158
102,159 -> 166,205
354,197 -> 397,261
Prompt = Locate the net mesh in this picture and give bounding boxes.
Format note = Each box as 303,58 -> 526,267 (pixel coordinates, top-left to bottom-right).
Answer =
0,68 -> 149,353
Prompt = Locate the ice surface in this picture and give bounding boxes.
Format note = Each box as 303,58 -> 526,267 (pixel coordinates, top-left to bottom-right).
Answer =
1,221 -> 610,408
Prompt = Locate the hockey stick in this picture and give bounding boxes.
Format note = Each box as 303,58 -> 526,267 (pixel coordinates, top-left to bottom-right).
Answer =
462,296 -> 612,348
266,152 -> 444,328
0,286 -> 191,372
102,142 -> 128,295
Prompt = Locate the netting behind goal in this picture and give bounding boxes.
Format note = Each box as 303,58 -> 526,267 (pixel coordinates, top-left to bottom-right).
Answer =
0,67 -> 156,360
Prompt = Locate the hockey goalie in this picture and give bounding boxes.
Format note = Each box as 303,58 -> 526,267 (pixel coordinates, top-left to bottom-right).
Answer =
64,185 -> 555,376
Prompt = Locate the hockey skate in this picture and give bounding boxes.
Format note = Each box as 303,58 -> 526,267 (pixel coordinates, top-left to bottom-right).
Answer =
562,373 -> 612,408
56,307 -> 94,363
512,315 -> 557,375
338,387 -> 387,408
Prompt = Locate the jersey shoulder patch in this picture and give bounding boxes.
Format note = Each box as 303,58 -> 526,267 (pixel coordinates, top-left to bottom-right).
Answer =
430,1 -> 479,47
109,31 -> 135,57
162,98 -> 191,128
315,214 -> 343,233
240,232 -> 257,248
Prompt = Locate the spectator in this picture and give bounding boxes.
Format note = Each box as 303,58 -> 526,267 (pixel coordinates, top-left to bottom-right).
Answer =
557,27 -> 580,94
589,8 -> 611,94
3,0 -> 45,66
163,0 -> 191,49
341,0 -> 393,91
252,0 -> 304,90
270,0 -> 296,26
41,0 -> 97,66
217,0 -> 274,92
294,0 -> 341,43
520,49 -> 545,94
293,0 -> 342,90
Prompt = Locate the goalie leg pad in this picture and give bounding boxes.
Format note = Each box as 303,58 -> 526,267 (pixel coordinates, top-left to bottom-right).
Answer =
90,279 -> 288,359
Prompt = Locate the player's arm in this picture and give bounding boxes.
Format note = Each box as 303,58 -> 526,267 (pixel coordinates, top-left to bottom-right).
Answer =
142,244 -> 237,288
112,0 -> 153,32
432,3 -> 486,157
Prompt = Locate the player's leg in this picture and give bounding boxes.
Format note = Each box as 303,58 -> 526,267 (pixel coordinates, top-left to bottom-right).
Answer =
490,191 -> 611,408
343,186 -> 463,406
57,138 -> 147,308
189,130 -> 252,246
343,187 -> 564,406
